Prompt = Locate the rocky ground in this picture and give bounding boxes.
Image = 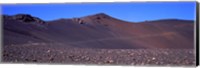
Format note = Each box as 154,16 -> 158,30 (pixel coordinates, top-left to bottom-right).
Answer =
2,43 -> 196,66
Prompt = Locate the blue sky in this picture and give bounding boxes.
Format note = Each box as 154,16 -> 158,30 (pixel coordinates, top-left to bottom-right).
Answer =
1,2 -> 196,22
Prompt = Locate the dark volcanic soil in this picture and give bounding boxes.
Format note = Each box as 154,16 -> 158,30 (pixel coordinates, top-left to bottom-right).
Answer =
2,43 -> 195,66
2,13 -> 195,66
3,13 -> 194,49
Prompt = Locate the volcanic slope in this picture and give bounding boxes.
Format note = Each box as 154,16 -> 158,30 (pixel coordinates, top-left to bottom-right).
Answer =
3,13 -> 194,49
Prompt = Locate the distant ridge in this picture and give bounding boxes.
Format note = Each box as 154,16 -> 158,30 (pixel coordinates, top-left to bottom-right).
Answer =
3,14 -> 45,24
139,19 -> 194,23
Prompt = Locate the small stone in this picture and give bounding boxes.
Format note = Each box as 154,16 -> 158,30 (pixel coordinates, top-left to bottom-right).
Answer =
130,53 -> 134,56
155,62 -> 159,64
20,56 -> 25,58
164,52 -> 169,55
160,62 -> 164,64
47,50 -> 51,53
105,57 -> 111,59
60,51 -> 63,54
49,57 -> 54,61
141,62 -> 145,65
131,62 -> 135,65
68,55 -> 75,58
3,53 -> 9,57
132,58 -> 136,61
105,60 -> 114,63
32,43 -> 39,45
152,57 -> 156,60
108,50 -> 112,53
41,43 -> 46,45
97,62 -> 102,64
147,59 -> 151,62
74,59 -> 79,61
25,59 -> 29,61
99,56 -> 103,59
14,59 -> 18,62
85,57 -> 90,61
81,56 -> 85,59
32,59 -> 37,62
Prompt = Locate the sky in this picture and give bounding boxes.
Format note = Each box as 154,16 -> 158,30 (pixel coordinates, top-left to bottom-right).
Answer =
1,2 -> 196,22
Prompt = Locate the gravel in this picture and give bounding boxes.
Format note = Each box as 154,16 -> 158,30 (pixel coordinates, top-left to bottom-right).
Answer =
2,43 -> 196,66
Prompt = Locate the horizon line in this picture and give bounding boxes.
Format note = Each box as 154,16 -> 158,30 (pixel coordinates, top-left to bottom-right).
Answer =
1,13 -> 195,23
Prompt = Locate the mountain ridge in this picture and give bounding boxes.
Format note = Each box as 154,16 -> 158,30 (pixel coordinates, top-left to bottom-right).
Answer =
2,13 -> 194,24
2,13 -> 194,49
